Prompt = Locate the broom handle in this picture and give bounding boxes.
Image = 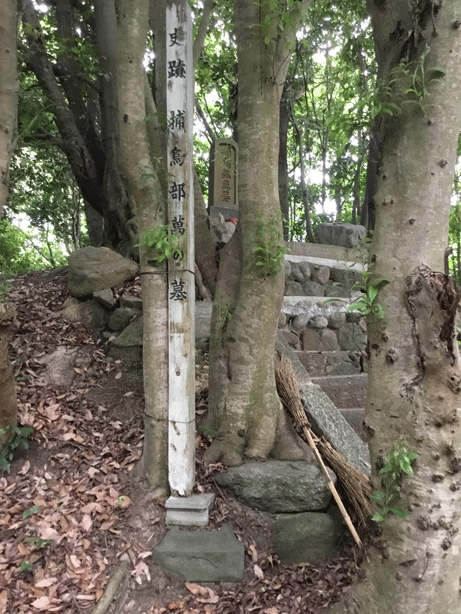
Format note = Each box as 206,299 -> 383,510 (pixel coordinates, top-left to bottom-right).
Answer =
302,426 -> 362,547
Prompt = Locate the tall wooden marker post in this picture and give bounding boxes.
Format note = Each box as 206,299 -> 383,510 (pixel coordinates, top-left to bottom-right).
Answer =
166,0 -> 195,497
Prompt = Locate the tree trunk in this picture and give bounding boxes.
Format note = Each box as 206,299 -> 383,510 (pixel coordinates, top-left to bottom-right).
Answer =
279,82 -> 291,240
205,0 -> 310,466
21,0 -> 136,255
0,0 -> 18,448
0,0 -> 17,218
331,2 -> 461,612
116,0 -> 169,496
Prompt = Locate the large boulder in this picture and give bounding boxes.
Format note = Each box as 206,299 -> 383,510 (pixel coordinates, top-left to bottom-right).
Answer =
214,460 -> 335,513
68,247 -> 139,298
316,223 -> 366,248
299,381 -> 370,475
272,510 -> 344,564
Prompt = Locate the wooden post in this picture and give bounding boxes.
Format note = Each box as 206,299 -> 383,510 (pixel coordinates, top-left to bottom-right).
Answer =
166,0 -> 195,496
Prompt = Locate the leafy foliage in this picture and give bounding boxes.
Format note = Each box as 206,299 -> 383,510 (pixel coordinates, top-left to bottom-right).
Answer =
0,425 -> 33,474
371,444 -> 418,522
137,225 -> 183,266
252,216 -> 287,277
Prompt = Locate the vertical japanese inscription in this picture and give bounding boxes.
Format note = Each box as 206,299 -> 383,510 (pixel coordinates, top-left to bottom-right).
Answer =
166,1 -> 195,496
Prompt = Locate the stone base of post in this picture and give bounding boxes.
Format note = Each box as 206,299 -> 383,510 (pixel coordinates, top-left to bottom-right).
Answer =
165,493 -> 215,527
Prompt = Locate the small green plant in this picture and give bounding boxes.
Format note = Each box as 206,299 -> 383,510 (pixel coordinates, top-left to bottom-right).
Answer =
23,505 -> 41,519
348,274 -> 389,321
136,225 -> 183,266
252,216 -> 286,277
24,536 -> 52,550
0,425 -> 33,474
393,47 -> 446,116
370,445 -> 418,522
323,272 -> 389,322
18,561 -> 33,574
372,47 -> 446,119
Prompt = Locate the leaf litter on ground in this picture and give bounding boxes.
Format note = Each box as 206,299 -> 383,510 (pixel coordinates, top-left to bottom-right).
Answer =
1,268 -> 362,614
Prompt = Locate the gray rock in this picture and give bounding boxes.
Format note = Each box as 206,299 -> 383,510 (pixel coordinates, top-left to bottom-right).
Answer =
291,313 -> 310,332
214,460 -> 335,513
301,329 -> 322,351
108,307 -> 138,332
298,261 -> 312,281
60,297 -> 108,329
316,223 -> 366,248
120,295 -> 143,310
330,267 -> 362,288
279,330 -> 300,349
295,350 -> 327,377
289,261 -> 305,283
308,315 -> 328,329
302,280 -> 325,296
68,246 -> 139,298
285,280 -> 304,296
93,288 -> 115,309
337,323 -> 366,352
90,301 -> 110,329
60,297 -> 93,327
320,329 -> 340,351
299,382 -> 370,475
311,265 -> 330,285
328,311 -> 346,329
272,510 -> 344,564
111,315 -> 143,346
153,524 -> 244,582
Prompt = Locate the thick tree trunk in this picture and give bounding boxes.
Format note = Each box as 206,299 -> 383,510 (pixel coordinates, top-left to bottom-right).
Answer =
205,0 -> 310,465
0,0 -> 18,448
331,3 -> 461,612
0,0 -> 17,218
117,0 -> 169,496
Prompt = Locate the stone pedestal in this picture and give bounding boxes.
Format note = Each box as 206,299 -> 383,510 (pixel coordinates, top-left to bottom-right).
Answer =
165,493 -> 215,527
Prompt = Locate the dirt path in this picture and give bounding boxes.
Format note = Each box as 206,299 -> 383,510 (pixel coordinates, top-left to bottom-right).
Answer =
0,269 -> 361,614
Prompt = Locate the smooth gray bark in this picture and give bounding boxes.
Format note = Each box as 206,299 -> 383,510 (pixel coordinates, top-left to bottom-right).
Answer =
331,3 -> 461,612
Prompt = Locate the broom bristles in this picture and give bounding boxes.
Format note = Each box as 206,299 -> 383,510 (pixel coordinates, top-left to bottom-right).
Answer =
275,355 -> 371,526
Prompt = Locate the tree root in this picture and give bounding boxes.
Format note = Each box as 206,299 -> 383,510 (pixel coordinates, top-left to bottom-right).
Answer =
91,560 -> 129,614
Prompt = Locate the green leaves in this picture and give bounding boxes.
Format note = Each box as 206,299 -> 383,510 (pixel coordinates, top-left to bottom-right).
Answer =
136,225 -> 183,266
0,425 -> 33,474
347,275 -> 389,321
371,445 -> 418,522
252,216 -> 286,277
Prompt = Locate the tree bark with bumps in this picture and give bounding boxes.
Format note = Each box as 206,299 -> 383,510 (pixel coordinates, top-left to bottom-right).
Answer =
331,2 -> 461,612
205,0 -> 310,466
0,0 -> 18,448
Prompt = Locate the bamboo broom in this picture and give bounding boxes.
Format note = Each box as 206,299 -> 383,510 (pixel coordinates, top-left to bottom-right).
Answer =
275,355 -> 371,546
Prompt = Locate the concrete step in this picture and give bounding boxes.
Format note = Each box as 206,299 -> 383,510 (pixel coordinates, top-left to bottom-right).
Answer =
311,373 -> 367,409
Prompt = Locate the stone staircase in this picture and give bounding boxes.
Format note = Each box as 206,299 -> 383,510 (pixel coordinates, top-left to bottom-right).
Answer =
281,243 -> 368,440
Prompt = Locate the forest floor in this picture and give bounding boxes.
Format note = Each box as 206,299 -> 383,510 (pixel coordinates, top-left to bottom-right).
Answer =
0,268 -> 364,614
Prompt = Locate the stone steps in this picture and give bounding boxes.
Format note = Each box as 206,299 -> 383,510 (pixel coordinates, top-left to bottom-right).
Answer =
294,350 -> 362,377
311,374 -> 367,409
311,374 -> 367,442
